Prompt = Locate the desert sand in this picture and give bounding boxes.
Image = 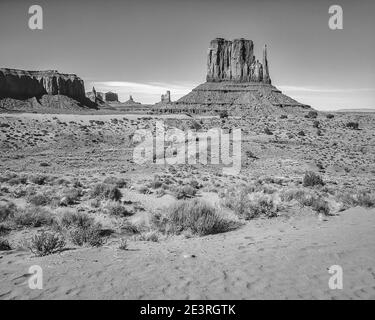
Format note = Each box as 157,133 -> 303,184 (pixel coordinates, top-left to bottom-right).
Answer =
1,206 -> 374,300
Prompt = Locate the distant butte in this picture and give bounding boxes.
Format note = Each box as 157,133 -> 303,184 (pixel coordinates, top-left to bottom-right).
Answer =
153,38 -> 312,115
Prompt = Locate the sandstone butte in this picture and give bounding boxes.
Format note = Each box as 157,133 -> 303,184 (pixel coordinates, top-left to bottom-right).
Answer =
153,38 -> 313,116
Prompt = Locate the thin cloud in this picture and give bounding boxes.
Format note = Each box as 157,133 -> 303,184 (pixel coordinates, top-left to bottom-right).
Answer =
92,81 -> 195,95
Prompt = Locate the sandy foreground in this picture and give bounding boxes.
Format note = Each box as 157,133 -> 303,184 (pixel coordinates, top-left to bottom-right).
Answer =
1,207 -> 374,300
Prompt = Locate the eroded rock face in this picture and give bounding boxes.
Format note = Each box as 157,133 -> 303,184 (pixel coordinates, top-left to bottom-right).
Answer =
206,38 -> 271,83
0,69 -> 86,101
104,91 -> 119,102
161,91 -> 171,103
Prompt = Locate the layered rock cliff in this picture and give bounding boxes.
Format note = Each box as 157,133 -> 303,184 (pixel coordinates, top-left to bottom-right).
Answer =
153,38 -> 311,115
104,91 -> 119,102
206,38 -> 271,84
0,68 -> 86,102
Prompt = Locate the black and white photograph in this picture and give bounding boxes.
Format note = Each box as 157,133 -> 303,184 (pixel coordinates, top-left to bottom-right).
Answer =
0,0 -> 374,305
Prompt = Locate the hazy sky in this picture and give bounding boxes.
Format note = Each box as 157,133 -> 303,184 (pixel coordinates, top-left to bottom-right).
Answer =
1,0 -> 374,109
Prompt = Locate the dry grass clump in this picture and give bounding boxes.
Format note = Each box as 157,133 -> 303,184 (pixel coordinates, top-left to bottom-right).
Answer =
59,188 -> 83,206
28,174 -> 48,185
118,238 -> 128,250
102,200 -> 134,217
135,230 -> 160,242
69,226 -> 103,247
346,122 -> 359,130
27,192 -> 53,206
310,197 -> 331,215
173,185 -> 197,199
222,189 -> 279,220
58,210 -> 95,230
0,238 -> 12,251
153,199 -> 240,236
103,177 -> 128,188
7,175 -> 28,186
90,183 -> 122,201
0,201 -> 18,222
303,171 -> 324,187
56,210 -> 104,247
336,190 -> 375,209
13,206 -> 55,227
27,231 -> 65,256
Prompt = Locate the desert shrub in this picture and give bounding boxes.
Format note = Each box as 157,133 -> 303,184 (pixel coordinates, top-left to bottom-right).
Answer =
68,225 -> 104,247
56,210 -> 104,247
71,178 -> 83,188
103,177 -> 128,188
246,196 -> 277,219
337,190 -> 375,209
53,178 -> 69,186
305,111 -> 318,119
138,185 -> 151,194
59,210 -> 95,230
27,192 -> 53,206
0,201 -> 18,222
0,173 -> 17,183
159,199 -> 239,236
356,192 -> 375,208
346,122 -> 359,130
303,171 -> 324,187
12,186 -> 28,198
156,188 -> 167,197
135,231 -> 160,242
281,188 -> 308,202
219,110 -> 229,119
190,120 -> 202,130
28,175 -> 48,185
7,175 -> 28,186
118,238 -> 128,250
102,201 -> 134,217
121,220 -> 141,234
313,120 -> 320,128
0,238 -> 12,251
264,127 -> 273,135
28,231 -> 65,256
59,188 -> 82,206
90,183 -> 122,201
173,185 -> 197,199
311,198 -> 330,215
326,114 -> 335,119
0,223 -> 11,236
39,162 -> 50,167
280,114 -> 288,119
223,189 -> 278,219
148,176 -> 163,189
13,206 -> 55,227
298,130 -> 305,136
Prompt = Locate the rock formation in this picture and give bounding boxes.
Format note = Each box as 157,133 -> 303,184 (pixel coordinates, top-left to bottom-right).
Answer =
0,68 -> 86,102
153,38 -> 312,115
161,91 -> 171,103
123,95 -> 141,105
206,38 -> 270,83
104,91 -> 119,102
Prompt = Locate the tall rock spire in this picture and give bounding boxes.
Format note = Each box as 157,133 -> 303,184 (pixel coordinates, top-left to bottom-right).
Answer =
262,45 -> 271,84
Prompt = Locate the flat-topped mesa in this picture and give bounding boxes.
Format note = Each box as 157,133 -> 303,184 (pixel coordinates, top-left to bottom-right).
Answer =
0,68 -> 86,101
206,38 -> 271,84
104,91 -> 119,102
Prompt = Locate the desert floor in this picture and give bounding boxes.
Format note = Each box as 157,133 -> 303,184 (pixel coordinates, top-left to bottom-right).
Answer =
1,207 -> 375,299
1,112 -> 375,300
